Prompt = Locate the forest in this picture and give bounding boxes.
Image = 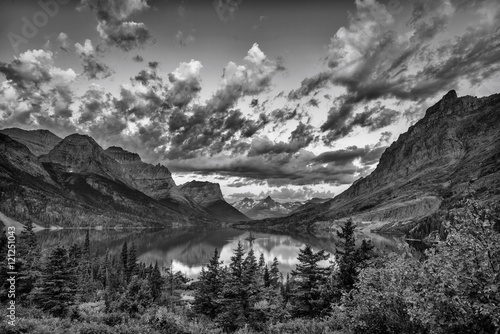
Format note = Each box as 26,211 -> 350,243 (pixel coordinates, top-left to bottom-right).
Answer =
0,198 -> 499,334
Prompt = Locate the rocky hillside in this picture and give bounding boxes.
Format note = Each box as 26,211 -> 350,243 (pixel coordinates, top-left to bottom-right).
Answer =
104,146 -> 179,201
238,91 -> 500,234
0,131 -> 234,228
233,196 -> 303,219
179,181 -> 250,222
0,128 -> 62,156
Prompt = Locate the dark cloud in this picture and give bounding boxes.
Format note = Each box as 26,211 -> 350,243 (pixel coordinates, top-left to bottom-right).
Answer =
307,98 -> 320,108
167,60 -> 202,108
78,0 -> 152,51
288,0 -> 500,144
78,84 -> 111,124
168,150 -> 363,187
132,55 -> 144,62
75,40 -> 114,79
148,61 -> 159,70
313,145 -> 386,166
287,71 -> 331,100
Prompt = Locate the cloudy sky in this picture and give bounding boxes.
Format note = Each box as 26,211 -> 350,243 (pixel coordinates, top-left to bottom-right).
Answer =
1,0 -> 499,203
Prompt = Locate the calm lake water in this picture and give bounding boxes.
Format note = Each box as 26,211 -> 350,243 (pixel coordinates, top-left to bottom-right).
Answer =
37,227 -> 408,279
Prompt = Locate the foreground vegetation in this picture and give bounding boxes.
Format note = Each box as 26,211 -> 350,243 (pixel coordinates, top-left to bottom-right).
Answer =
1,199 -> 499,333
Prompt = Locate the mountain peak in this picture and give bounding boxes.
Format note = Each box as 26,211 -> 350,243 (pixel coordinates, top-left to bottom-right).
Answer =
179,181 -> 224,206
443,89 -> 458,101
105,146 -> 142,163
0,127 -> 62,156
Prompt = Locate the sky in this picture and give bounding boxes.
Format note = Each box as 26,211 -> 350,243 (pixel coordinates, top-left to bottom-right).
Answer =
1,0 -> 499,203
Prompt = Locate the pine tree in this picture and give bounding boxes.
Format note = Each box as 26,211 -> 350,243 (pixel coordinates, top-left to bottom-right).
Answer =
121,241 -> 128,280
128,242 -> 138,280
289,245 -> 330,318
149,261 -> 163,302
193,248 -> 223,318
335,220 -> 374,293
263,265 -> 270,288
16,221 -> 41,304
269,257 -> 281,288
217,242 -> 247,331
336,219 -> 358,291
34,247 -> 77,317
258,253 -> 265,270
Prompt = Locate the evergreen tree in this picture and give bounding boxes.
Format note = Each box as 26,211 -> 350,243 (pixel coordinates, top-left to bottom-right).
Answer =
263,265 -> 270,288
335,220 -> 374,293
242,248 -> 265,329
336,219 -> 357,291
269,257 -> 281,288
0,227 -> 8,301
289,245 -> 330,318
217,241 -> 247,331
149,261 -> 163,302
258,253 -> 265,270
128,242 -> 138,280
121,241 -> 128,280
193,248 -> 223,318
82,229 -> 90,260
34,247 -> 77,317
16,221 -> 41,304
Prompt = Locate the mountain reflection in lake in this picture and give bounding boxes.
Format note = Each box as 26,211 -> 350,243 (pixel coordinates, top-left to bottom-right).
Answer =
37,227 -> 407,279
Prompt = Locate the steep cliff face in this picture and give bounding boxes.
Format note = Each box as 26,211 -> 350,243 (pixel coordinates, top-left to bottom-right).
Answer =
241,91 -> 500,233
104,146 -> 177,200
0,133 -> 54,184
322,90 -> 500,227
40,134 -> 130,186
180,181 -> 225,206
180,181 -> 250,222
0,128 -> 62,156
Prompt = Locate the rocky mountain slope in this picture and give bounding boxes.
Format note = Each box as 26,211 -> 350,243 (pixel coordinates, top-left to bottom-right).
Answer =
0,131 -> 241,228
238,91 -> 500,234
233,196 -> 303,219
0,128 -> 62,156
179,181 -> 250,222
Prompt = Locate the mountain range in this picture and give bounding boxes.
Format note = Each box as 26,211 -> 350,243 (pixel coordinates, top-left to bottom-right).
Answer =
236,91 -> 500,235
0,129 -> 249,228
232,197 -> 329,220
1,90 -> 499,236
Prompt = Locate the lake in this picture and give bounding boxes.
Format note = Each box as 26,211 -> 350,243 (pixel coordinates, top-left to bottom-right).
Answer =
36,227 -> 409,279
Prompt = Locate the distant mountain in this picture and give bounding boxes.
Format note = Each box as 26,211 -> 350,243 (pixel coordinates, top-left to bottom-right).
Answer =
0,128 -> 62,156
179,181 -> 250,222
237,91 -> 500,235
233,196 -> 303,219
290,197 -> 330,214
0,132 -> 230,228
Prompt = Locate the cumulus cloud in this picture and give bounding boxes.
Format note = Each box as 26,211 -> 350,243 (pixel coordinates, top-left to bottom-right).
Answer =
57,32 -> 71,53
0,50 -> 76,131
323,102 -> 400,142
167,60 -> 202,108
290,0 -> 500,143
78,0 -> 152,51
165,44 -> 284,159
75,39 -> 114,79
207,43 -> 285,112
247,123 -> 316,157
